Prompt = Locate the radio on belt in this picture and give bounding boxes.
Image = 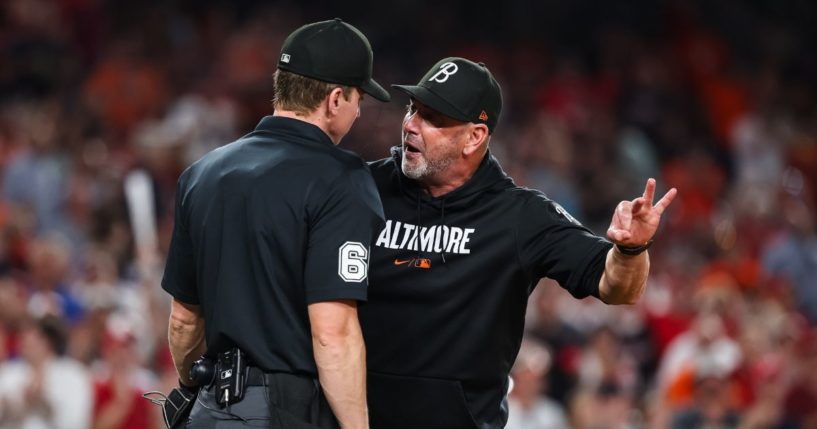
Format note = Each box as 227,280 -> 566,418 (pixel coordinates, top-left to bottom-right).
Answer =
215,348 -> 247,406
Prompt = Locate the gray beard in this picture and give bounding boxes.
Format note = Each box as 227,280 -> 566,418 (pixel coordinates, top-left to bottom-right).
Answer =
401,155 -> 426,179
401,152 -> 455,181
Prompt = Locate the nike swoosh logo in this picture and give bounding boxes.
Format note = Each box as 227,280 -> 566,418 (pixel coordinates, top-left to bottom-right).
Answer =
393,259 -> 412,265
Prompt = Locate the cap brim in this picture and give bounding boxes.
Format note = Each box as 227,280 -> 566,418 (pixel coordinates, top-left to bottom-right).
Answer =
390,85 -> 471,123
361,79 -> 391,102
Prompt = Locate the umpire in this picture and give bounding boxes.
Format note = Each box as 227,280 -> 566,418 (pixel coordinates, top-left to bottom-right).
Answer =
161,19 -> 389,428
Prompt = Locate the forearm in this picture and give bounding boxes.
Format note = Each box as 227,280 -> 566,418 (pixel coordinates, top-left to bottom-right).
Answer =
312,315 -> 368,429
598,247 -> 650,305
168,301 -> 206,386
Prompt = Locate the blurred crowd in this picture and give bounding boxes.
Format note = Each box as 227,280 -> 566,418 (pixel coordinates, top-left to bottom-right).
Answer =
0,0 -> 815,428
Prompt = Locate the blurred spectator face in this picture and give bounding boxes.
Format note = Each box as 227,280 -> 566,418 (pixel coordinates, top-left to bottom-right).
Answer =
132,120 -> 183,177
590,328 -> 618,361
83,247 -> 119,286
28,235 -> 70,290
100,322 -> 137,371
511,364 -> 545,403
20,322 -> 55,366
10,102 -> 59,153
693,312 -> 726,345
596,382 -> 632,420
510,339 -> 551,403
570,384 -> 633,429
0,277 -> 26,325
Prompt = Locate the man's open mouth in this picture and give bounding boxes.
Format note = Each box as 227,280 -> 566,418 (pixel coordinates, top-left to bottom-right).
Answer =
404,141 -> 421,153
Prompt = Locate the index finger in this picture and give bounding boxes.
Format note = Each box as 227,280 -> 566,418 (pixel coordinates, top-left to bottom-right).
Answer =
642,178 -> 656,206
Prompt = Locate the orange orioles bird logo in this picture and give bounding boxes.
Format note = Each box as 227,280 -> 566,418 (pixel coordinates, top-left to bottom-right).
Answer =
393,258 -> 431,269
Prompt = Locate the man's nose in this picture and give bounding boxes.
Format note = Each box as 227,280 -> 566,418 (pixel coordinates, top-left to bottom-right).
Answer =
403,113 -> 419,134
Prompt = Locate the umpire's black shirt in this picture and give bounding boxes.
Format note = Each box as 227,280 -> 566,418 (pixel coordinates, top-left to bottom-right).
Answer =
162,116 -> 384,375
360,148 -> 612,429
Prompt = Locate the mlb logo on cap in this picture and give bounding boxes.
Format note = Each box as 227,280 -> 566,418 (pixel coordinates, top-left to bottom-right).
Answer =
276,18 -> 390,101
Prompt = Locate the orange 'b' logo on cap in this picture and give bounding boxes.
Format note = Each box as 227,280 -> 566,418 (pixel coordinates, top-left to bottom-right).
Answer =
479,110 -> 488,121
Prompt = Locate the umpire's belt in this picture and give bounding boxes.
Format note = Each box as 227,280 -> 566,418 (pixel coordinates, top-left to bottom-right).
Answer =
245,366 -> 273,386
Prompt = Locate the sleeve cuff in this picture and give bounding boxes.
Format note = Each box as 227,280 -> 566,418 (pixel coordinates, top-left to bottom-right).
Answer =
306,286 -> 368,304
161,282 -> 200,305
571,240 -> 613,299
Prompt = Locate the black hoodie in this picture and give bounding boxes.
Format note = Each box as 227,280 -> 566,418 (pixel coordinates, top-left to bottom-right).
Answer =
360,148 -> 613,429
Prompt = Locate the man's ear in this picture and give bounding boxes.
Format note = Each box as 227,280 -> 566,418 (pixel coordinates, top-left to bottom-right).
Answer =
462,124 -> 489,156
325,87 -> 345,118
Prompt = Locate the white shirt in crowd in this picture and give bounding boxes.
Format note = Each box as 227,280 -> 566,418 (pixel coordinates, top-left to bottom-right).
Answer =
507,397 -> 569,429
0,358 -> 92,429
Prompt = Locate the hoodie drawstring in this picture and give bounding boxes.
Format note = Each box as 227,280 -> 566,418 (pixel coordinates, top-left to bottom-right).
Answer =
416,193 -> 447,264
439,198 -> 447,264
417,193 -> 447,264
416,192 -> 422,260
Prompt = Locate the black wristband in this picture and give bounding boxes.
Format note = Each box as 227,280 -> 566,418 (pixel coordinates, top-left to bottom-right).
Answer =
615,239 -> 653,256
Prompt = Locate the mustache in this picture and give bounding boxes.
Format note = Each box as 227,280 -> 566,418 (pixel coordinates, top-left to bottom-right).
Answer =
402,134 -> 421,146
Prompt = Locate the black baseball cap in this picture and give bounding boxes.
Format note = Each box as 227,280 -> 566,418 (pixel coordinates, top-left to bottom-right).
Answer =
392,57 -> 502,132
278,18 -> 390,102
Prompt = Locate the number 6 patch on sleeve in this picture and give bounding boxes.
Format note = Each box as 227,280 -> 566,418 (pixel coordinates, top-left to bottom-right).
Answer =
338,242 -> 369,283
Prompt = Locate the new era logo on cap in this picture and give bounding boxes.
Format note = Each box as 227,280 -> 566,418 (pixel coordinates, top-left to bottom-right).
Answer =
280,53 -> 291,63
392,57 -> 503,133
